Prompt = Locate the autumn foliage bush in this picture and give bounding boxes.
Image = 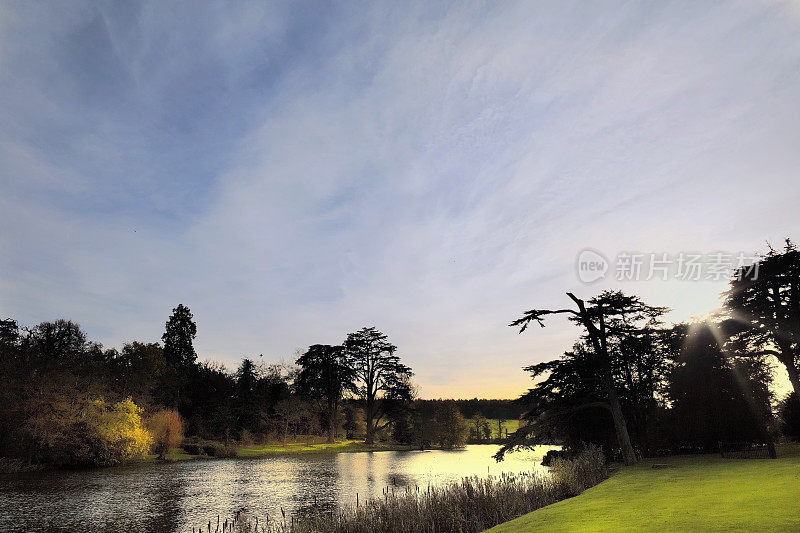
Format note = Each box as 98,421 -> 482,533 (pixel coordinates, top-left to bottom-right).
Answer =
25,396 -> 152,466
147,409 -> 184,459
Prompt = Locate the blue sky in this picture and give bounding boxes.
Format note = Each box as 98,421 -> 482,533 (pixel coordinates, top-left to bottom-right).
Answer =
1,1 -> 799,398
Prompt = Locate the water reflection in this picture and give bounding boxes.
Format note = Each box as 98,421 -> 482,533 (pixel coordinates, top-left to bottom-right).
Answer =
0,445 -> 557,532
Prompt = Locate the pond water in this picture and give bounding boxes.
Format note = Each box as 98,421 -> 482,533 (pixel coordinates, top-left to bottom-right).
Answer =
0,444 -> 557,532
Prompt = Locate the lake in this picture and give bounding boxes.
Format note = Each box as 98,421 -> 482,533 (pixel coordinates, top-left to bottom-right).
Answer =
0,444 -> 557,532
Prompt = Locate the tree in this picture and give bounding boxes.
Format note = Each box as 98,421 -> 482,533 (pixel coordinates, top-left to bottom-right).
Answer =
343,327 -> 413,444
27,319 -> 88,360
503,291 -> 668,465
779,393 -> 800,440
295,344 -> 354,443
274,396 -> 318,442
113,341 -> 167,407
162,304 -> 197,367
724,239 -> 800,403
498,342 -> 617,459
161,304 -> 197,410
433,401 -> 468,448
668,322 -> 775,454
147,409 -> 184,460
472,413 -> 491,441
342,404 -> 366,439
234,358 -> 261,438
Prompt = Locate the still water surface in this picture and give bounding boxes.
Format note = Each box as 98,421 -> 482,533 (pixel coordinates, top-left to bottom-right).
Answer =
0,445 -> 556,532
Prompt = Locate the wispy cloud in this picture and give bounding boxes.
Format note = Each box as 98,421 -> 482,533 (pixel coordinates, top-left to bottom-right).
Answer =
1,1 -> 799,397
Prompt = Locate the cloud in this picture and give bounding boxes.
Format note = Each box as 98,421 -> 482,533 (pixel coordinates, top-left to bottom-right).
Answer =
1,1 -> 799,397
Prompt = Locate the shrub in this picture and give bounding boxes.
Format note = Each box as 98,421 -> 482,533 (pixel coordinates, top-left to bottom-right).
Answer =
147,409 -> 184,459
540,449 -> 569,466
549,444 -> 608,496
203,441 -> 237,458
24,396 -> 151,467
181,439 -> 201,455
95,398 -> 153,465
181,438 -> 237,458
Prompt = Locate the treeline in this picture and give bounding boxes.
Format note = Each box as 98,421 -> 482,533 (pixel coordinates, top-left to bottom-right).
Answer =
415,399 -> 525,421
499,240 -> 800,463
0,312 -> 475,467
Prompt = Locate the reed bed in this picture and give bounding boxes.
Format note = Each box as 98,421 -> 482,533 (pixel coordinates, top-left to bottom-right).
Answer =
193,447 -> 607,533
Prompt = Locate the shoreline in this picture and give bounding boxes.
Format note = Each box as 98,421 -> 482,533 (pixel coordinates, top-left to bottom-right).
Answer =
3,439 -> 482,473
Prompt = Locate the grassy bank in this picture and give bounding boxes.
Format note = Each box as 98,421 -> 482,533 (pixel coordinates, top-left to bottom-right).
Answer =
487,444 -> 800,532
237,440 -> 416,457
143,439 -> 417,463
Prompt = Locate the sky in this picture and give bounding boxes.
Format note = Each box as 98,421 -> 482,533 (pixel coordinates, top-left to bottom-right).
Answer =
1,1 -> 799,399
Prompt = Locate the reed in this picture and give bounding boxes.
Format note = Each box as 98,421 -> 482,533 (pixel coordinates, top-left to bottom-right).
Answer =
197,449 -> 607,533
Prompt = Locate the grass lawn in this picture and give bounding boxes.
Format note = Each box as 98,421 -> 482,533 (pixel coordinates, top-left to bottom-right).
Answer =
487,444 -> 800,533
237,439 -> 415,457
470,419 -> 520,439
136,439 -> 417,464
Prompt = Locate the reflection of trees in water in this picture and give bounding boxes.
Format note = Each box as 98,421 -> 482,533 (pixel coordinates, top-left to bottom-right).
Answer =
4,446 -> 552,531
142,464 -> 183,533
287,460 -> 340,520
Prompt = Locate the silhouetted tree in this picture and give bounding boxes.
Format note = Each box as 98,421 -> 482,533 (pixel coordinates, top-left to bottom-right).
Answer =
160,304 -> 197,409
471,413 -> 491,441
27,319 -> 88,360
414,399 -> 524,420
503,291 -> 668,465
344,327 -> 413,444
779,393 -> 800,440
162,304 -> 197,367
497,342 -> 617,459
668,322 -> 774,453
183,361 -> 237,440
112,341 -> 167,407
295,344 -> 354,442
433,400 -> 468,448
724,239 -> 800,402
274,396 -> 318,442
342,404 -> 365,439
234,358 -> 261,438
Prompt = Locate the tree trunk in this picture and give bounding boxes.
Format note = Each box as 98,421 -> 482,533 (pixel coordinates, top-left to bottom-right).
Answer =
567,293 -> 638,465
783,355 -> 800,404
364,401 -> 375,444
606,376 -> 638,465
327,403 -> 336,444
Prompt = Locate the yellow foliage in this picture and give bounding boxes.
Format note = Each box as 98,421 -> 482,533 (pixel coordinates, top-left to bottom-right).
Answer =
24,395 -> 152,466
95,398 -> 153,463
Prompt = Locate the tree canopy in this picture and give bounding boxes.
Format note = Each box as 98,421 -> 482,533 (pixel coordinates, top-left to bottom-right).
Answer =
344,327 -> 413,444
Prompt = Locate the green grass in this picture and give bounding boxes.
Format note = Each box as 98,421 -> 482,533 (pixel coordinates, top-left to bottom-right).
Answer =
141,438 -> 413,463
469,418 -> 519,439
237,439 -> 415,457
486,444 -> 800,532
143,449 -> 198,462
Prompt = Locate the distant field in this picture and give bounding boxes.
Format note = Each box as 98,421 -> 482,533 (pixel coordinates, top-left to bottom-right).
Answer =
487,444 -> 800,532
468,418 -> 520,439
